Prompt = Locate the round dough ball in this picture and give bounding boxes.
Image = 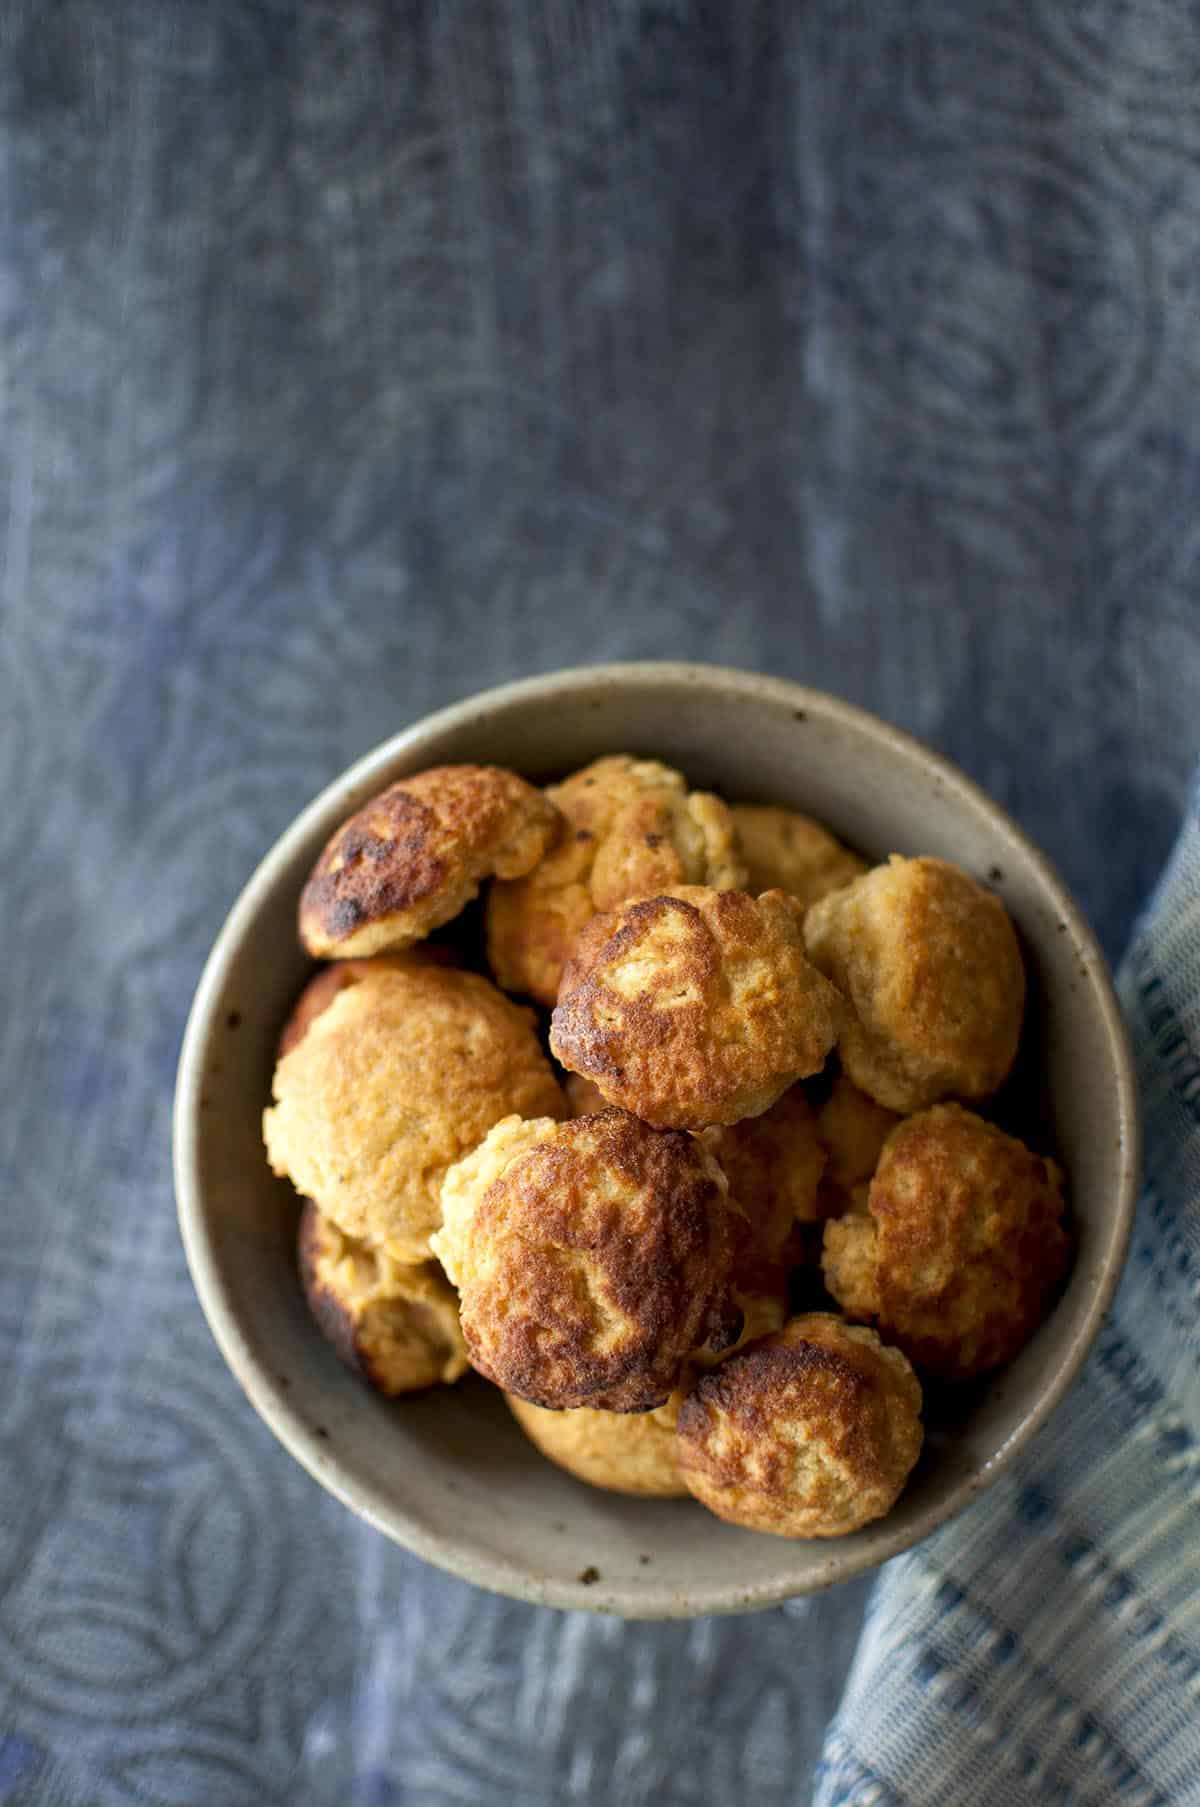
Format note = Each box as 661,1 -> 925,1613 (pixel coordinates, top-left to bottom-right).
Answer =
264,961 -> 566,1261
299,764 -> 560,957
821,1103 -> 1070,1380
699,1084 -> 829,1269
804,856 -> 1025,1112
676,1313 -> 923,1538
298,1201 -> 468,1394
486,755 -> 746,1006
506,1395 -> 686,1498
815,1074 -> 900,1213
732,805 -> 867,909
431,1110 -> 741,1412
550,887 -> 840,1129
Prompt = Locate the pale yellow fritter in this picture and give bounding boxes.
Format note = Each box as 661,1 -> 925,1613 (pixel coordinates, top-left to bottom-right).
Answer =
506,1395 -> 686,1498
264,961 -> 565,1261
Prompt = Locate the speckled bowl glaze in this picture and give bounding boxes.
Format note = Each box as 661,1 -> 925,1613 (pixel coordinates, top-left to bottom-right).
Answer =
174,664 -> 1139,1618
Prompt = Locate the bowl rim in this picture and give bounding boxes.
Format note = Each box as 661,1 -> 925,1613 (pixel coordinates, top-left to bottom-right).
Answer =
174,661 -> 1141,1617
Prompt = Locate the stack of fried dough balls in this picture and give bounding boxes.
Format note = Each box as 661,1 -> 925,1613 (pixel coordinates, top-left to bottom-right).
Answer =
264,757 -> 1071,1540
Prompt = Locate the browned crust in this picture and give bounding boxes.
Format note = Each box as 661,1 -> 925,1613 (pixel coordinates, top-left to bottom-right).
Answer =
550,889 -> 839,1128
821,1105 -> 1071,1380
862,1105 -> 1070,1379
462,1110 -> 741,1412
676,1313 -> 922,1536
680,1337 -> 869,1485
302,785 -> 447,943
551,892 -> 717,1083
299,765 -> 558,955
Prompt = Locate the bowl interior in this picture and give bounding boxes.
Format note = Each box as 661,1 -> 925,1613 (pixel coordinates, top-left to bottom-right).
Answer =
175,666 -> 1138,1616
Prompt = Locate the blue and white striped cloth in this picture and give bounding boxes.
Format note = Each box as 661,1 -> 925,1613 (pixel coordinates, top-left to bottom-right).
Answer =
814,790 -> 1200,1806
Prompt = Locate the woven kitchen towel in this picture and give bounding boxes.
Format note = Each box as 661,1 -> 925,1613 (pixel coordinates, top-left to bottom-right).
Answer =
815,789 -> 1200,1807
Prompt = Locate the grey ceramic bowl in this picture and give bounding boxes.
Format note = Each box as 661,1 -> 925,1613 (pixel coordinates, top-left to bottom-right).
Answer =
174,663 -> 1139,1617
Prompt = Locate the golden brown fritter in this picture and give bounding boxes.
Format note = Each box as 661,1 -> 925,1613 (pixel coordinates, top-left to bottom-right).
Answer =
699,1084 -> 829,1271
299,765 -> 560,957
486,755 -> 746,1005
815,1074 -> 901,1214
264,962 -> 566,1262
550,887 -> 840,1129
431,1110 -> 742,1412
506,1395 -> 687,1498
804,856 -> 1025,1112
676,1312 -> 923,1537
731,805 -> 867,909
822,1103 -> 1070,1380
298,1200 -> 468,1394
